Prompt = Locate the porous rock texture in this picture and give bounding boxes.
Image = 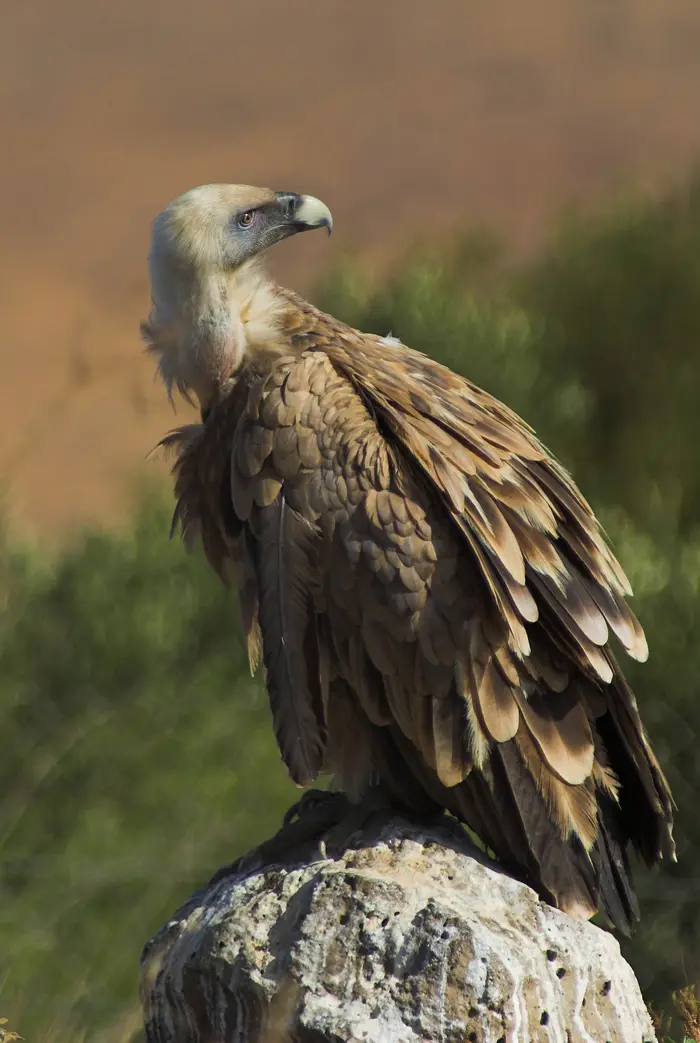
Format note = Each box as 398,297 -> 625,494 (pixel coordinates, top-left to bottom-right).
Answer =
140,813 -> 657,1043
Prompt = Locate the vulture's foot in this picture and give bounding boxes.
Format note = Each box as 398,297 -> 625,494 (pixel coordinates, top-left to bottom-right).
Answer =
275,787 -> 402,862
319,787 -> 412,858
224,789 -> 353,878
320,793 -> 478,860
205,788 -> 452,890
282,787 -> 350,827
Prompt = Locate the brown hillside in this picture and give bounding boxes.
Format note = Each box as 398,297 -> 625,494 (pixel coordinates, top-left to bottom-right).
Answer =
2,0 -> 700,539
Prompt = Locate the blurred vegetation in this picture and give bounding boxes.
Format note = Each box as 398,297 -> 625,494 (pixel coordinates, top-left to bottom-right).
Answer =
651,985 -> 700,1043
2,171 -> 700,1039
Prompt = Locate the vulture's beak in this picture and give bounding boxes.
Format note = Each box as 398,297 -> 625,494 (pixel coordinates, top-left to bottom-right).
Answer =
274,192 -> 334,237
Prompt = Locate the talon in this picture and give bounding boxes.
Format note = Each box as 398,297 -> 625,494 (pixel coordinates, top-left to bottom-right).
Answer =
282,788 -> 347,828
283,803 -> 301,827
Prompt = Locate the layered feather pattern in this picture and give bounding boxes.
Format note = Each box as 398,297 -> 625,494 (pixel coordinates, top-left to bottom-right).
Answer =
159,283 -> 675,934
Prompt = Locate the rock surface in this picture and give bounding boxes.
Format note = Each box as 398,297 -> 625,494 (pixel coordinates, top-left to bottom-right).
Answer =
140,814 -> 657,1043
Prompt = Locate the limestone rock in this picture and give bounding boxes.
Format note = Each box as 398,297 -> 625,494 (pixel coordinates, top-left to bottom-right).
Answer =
140,814 -> 657,1043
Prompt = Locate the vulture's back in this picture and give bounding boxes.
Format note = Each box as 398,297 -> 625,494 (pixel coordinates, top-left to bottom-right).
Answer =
165,295 -> 674,934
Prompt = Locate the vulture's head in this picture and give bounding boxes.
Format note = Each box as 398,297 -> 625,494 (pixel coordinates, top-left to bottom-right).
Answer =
144,184 -> 333,407
150,184 -> 332,281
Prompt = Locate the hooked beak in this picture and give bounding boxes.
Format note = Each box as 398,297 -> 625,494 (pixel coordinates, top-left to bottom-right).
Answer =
274,192 -> 333,236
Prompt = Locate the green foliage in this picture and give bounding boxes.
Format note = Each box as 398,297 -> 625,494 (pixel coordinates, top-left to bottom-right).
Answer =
0,504 -> 297,1039
650,983 -> 700,1042
2,172 -> 700,1038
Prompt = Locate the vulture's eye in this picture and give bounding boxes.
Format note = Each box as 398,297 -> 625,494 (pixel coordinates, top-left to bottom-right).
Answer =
237,210 -> 256,229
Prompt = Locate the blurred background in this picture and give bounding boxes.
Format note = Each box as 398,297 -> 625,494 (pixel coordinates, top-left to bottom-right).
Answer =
1,0 -> 700,1038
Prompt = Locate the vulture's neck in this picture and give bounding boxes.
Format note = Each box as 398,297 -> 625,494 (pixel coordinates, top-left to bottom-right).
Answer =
146,262 -> 290,412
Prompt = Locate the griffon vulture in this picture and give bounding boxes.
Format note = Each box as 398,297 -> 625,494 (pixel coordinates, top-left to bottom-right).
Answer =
143,183 -> 674,932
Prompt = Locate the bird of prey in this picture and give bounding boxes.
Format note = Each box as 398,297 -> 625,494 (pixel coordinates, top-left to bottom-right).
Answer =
143,183 -> 674,933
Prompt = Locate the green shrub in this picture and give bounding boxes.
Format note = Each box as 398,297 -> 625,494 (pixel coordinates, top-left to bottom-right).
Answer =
0,503 -> 297,1038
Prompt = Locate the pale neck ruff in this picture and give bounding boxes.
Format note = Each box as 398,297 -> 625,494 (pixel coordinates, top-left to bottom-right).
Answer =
149,264 -> 287,410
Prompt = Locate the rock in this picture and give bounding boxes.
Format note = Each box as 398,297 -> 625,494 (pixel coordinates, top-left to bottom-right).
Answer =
140,812 -> 657,1043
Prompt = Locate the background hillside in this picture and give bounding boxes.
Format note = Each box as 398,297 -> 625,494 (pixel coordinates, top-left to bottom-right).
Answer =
2,0 -> 700,537
2,1 -> 700,1039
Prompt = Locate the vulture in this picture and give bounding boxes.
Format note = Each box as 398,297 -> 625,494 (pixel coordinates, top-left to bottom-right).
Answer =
143,183 -> 674,933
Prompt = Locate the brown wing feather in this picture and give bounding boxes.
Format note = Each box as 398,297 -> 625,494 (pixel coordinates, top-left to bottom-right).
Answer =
275,293 -> 673,927
251,489 -> 327,785
310,310 -> 649,675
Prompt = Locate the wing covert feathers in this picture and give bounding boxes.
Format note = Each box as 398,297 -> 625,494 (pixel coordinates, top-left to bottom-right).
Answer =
160,287 -> 674,933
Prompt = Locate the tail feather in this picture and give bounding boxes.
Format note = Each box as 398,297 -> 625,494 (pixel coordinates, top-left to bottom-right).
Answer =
371,709 -> 646,934
597,663 -> 675,865
593,795 -> 639,935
